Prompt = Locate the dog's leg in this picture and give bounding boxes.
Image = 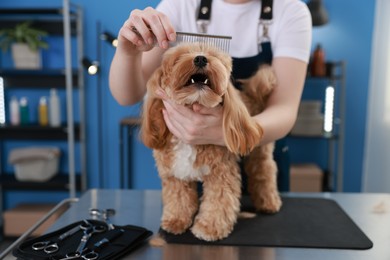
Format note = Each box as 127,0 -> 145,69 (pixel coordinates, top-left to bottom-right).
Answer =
191,159 -> 241,241
245,143 -> 282,213
160,176 -> 198,234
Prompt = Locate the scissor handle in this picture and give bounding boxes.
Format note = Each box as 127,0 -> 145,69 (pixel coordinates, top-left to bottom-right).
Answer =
64,251 -> 81,259
32,241 -> 49,251
93,224 -> 107,233
82,251 -> 99,260
43,243 -> 59,254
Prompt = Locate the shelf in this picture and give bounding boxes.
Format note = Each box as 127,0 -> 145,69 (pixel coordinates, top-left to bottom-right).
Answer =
0,8 -> 66,15
0,4 -> 86,222
0,69 -> 79,88
307,61 -> 344,80
0,8 -> 78,35
0,174 -> 82,191
291,60 -> 345,192
288,133 -> 338,139
0,124 -> 80,140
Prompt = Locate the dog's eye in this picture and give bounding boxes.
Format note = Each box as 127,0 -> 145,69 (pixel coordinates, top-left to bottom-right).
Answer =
186,73 -> 210,86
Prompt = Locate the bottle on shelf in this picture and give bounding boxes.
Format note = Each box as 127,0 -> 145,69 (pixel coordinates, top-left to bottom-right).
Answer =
19,97 -> 30,125
310,44 -> 326,77
49,88 -> 61,127
9,96 -> 20,126
38,96 -> 49,126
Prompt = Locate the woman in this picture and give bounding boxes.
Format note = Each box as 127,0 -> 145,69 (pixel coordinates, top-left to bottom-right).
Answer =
109,0 -> 312,191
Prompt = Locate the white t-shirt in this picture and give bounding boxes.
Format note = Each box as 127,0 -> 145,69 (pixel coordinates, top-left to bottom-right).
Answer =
156,0 -> 312,62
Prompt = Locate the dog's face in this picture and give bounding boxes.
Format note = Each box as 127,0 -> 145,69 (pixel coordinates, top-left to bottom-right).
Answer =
142,42 -> 264,155
160,43 -> 232,108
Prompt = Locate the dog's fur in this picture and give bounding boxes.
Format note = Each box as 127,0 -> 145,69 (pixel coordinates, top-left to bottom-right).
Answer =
141,43 -> 281,241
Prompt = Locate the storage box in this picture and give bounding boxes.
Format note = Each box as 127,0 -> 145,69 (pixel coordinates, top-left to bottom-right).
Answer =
298,100 -> 322,116
290,115 -> 324,136
8,147 -> 61,182
290,163 -> 323,192
3,203 -> 68,237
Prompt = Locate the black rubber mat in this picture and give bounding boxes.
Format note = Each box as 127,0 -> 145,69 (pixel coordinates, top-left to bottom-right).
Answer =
160,197 -> 373,250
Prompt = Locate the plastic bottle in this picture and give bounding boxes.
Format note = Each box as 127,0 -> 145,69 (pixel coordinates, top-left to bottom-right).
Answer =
19,97 -> 30,125
9,96 -> 20,126
49,88 -> 61,127
310,44 -> 326,77
38,96 -> 49,126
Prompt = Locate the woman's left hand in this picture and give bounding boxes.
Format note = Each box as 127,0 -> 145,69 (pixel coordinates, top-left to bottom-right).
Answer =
157,89 -> 225,146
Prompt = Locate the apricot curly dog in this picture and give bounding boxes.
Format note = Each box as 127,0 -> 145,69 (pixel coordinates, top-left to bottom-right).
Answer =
141,43 -> 281,241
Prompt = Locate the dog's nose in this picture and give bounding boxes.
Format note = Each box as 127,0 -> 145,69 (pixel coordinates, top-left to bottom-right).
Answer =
193,55 -> 208,68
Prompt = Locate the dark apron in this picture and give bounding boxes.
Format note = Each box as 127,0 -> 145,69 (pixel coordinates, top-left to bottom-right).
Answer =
197,0 -> 290,192
232,42 -> 290,192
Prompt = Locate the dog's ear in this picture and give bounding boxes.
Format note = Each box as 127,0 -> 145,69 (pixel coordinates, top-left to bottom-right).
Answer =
140,68 -> 171,149
222,83 -> 263,156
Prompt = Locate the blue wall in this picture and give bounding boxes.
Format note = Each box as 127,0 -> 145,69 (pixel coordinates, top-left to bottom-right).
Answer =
308,1 -> 375,191
0,0 -> 377,209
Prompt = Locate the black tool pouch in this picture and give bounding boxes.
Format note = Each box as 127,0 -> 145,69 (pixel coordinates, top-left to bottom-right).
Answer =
13,219 -> 152,260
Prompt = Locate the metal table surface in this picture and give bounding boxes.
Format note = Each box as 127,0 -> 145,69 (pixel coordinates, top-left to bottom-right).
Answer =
48,189 -> 390,260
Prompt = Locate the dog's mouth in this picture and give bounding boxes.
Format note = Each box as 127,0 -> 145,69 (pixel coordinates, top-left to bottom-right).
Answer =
185,73 -> 211,88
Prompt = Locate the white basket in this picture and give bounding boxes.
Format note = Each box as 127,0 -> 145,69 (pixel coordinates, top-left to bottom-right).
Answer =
9,147 -> 60,182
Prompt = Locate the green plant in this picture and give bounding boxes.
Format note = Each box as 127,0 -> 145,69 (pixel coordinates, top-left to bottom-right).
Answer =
0,21 -> 49,52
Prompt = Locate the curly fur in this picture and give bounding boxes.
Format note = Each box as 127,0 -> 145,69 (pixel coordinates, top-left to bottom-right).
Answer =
140,43 -> 281,241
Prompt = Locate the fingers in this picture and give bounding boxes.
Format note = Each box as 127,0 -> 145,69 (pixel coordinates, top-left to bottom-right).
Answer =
192,103 -> 222,116
162,107 -> 188,141
124,7 -> 175,49
163,101 -> 195,128
156,88 -> 224,145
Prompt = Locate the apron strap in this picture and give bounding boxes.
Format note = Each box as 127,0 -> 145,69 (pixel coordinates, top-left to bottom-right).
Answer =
196,0 -> 274,44
260,0 -> 273,21
197,0 -> 212,33
258,0 -> 273,50
197,0 -> 273,21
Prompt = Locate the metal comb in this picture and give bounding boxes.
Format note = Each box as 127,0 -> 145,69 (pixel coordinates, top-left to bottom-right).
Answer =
131,26 -> 232,52
175,31 -> 231,52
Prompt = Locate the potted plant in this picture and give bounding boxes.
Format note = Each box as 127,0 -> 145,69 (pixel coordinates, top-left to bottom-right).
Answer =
0,21 -> 49,69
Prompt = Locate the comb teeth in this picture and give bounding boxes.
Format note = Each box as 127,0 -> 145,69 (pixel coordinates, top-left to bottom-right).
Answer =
131,26 -> 231,53
175,32 -> 232,53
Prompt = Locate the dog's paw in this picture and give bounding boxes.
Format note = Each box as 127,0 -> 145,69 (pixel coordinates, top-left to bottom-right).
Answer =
191,218 -> 233,241
254,193 -> 282,214
161,217 -> 192,235
149,234 -> 166,247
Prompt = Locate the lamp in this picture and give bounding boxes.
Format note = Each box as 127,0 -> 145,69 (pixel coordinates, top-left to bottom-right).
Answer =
0,77 -> 5,125
100,31 -> 118,48
307,0 -> 329,26
324,85 -> 334,133
82,57 -> 100,75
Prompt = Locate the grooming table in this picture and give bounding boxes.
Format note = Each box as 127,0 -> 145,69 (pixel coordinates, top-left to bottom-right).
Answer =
12,189 -> 390,259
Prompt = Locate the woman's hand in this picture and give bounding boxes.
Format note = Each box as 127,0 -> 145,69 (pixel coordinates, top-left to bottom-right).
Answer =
157,88 -> 226,146
118,7 -> 176,56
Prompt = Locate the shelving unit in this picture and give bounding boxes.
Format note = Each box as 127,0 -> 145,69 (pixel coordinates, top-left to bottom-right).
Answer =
0,3 -> 86,237
289,61 -> 346,192
0,69 -> 79,88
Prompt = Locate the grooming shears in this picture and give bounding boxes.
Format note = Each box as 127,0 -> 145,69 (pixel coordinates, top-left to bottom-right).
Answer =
54,229 -> 124,260
63,222 -> 107,258
32,220 -> 91,254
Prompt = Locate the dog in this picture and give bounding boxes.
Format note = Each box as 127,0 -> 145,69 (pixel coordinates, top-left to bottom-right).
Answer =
140,43 -> 281,241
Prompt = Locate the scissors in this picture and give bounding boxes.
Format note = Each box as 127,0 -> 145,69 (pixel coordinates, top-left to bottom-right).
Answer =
32,220 -> 91,254
55,229 -> 124,260
64,222 -> 107,258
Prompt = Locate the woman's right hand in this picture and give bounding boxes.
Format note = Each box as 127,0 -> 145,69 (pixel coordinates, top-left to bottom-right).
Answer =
118,7 -> 176,56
